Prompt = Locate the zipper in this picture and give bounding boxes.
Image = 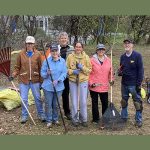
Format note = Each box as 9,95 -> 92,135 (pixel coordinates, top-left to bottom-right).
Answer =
29,57 -> 31,80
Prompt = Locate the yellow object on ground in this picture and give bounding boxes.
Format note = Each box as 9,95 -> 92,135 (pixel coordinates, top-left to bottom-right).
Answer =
0,89 -> 34,110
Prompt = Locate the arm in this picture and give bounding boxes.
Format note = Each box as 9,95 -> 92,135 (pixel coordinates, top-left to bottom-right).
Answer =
58,60 -> 67,82
66,54 -> 74,75
40,60 -> 49,79
81,55 -> 92,75
136,54 -> 144,86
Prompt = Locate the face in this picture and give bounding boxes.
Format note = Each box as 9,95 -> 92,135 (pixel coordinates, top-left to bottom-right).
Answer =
97,49 -> 105,57
59,36 -> 69,46
26,43 -> 34,51
51,50 -> 59,59
123,41 -> 133,52
74,43 -> 83,54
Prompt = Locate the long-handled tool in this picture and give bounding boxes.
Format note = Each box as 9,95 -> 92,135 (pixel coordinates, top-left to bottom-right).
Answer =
0,47 -> 36,125
41,40 -> 68,134
99,17 -> 125,130
73,73 -> 83,123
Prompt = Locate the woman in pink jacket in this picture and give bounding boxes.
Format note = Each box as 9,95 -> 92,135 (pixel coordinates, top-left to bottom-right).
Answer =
88,44 -> 114,124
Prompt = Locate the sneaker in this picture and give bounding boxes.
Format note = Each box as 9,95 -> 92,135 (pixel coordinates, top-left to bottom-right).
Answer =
47,123 -> 52,128
65,114 -> 71,120
21,117 -> 28,124
135,122 -> 142,128
72,122 -> 79,127
53,121 -> 60,126
81,122 -> 88,127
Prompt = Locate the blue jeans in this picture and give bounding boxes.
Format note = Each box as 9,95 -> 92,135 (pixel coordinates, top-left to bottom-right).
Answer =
121,84 -> 142,123
19,82 -> 45,119
43,89 -> 62,123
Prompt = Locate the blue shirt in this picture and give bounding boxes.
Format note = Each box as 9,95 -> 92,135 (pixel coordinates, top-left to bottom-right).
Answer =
41,56 -> 67,92
120,50 -> 144,86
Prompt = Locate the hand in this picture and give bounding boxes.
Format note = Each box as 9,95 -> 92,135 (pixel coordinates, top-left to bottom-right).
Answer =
8,76 -> 14,82
47,69 -> 51,75
136,85 -> 141,93
91,83 -> 96,88
73,69 -> 80,75
117,66 -> 123,76
109,81 -> 114,86
53,80 -> 58,86
76,63 -> 83,70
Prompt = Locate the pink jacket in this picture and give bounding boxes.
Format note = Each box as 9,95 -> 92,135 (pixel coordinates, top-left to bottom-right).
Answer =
88,54 -> 114,93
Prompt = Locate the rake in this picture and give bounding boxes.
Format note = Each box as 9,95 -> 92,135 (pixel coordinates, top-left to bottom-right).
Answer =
0,47 -> 36,125
99,17 -> 125,130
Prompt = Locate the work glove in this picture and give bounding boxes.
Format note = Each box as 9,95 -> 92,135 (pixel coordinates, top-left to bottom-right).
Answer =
8,76 -> 14,82
73,69 -> 80,75
109,81 -> 114,86
76,63 -> 83,70
53,80 -> 58,86
136,85 -> 141,93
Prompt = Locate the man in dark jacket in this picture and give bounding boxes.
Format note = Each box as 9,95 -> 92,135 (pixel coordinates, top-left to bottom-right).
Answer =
58,32 -> 74,120
119,38 -> 144,127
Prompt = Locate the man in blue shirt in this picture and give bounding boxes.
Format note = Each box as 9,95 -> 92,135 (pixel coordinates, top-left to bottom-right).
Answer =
119,38 -> 144,128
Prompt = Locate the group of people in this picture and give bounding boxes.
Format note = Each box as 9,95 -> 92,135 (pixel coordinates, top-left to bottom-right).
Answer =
9,32 -> 144,129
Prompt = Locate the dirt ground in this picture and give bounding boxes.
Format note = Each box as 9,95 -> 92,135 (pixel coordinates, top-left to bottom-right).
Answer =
0,44 -> 150,135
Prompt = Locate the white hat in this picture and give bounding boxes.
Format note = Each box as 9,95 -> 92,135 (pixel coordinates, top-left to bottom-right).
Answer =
25,36 -> 35,44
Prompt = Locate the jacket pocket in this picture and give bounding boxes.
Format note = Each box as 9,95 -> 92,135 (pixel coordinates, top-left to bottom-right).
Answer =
20,72 -> 27,76
33,72 -> 39,75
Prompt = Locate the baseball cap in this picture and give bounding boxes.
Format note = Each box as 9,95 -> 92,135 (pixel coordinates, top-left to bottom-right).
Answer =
50,44 -> 59,51
25,36 -> 35,44
123,38 -> 134,44
96,44 -> 106,50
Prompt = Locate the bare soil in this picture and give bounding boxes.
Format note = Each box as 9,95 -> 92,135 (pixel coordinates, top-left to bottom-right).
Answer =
0,44 -> 150,135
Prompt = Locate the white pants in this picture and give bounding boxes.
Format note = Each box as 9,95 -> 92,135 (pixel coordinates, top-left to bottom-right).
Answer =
69,81 -> 88,123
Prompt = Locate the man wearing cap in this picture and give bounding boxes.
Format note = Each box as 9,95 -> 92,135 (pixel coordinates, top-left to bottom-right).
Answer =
41,44 -> 67,128
88,43 -> 114,124
119,39 -> 144,127
9,36 -> 46,123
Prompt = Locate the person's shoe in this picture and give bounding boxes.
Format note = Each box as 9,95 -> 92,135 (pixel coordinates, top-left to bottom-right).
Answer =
92,120 -> 99,125
21,117 -> 28,124
81,122 -> 88,127
47,123 -> 52,128
135,122 -> 142,128
121,118 -> 128,123
53,121 -> 60,126
38,114 -> 46,122
72,122 -> 79,127
100,123 -> 105,130
65,114 -> 71,120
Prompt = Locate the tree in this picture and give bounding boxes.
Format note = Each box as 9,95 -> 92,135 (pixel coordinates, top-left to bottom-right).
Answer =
0,15 -> 19,48
22,15 -> 38,36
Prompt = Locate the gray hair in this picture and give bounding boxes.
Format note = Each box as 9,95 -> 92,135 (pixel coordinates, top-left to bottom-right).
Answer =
58,32 -> 69,39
